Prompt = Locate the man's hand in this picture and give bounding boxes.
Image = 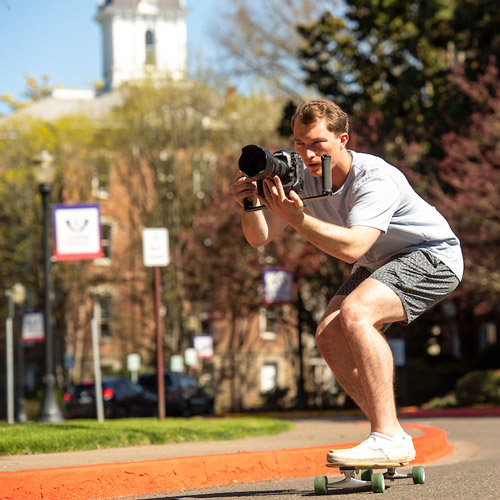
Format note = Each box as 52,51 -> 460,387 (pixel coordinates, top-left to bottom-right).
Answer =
231,171 -> 260,208
257,176 -> 305,226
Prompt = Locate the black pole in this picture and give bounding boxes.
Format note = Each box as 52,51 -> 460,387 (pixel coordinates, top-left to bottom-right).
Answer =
36,183 -> 63,422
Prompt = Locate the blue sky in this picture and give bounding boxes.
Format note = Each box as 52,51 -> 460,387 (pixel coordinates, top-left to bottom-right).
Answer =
0,0 -> 221,115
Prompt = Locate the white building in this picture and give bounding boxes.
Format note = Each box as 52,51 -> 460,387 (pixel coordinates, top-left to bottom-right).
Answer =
1,0 -> 188,124
96,0 -> 188,90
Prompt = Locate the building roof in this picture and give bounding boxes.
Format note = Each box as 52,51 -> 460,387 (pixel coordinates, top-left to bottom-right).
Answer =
0,88 -> 124,125
99,0 -> 185,8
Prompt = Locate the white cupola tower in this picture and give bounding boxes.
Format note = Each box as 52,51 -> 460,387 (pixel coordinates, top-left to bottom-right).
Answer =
95,0 -> 187,90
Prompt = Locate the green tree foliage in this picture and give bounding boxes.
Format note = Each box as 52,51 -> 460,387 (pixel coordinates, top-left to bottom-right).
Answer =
296,1 -> 500,153
0,114 -> 98,334
295,1 -> 500,306
0,75 -> 53,113
107,76 -> 294,351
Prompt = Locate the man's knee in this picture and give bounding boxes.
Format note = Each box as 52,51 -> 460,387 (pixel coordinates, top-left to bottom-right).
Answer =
315,310 -> 341,349
339,298 -> 371,332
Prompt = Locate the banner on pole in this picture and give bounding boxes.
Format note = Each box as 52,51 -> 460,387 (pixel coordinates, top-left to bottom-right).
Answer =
52,203 -> 103,261
262,268 -> 294,305
21,311 -> 45,343
193,335 -> 214,359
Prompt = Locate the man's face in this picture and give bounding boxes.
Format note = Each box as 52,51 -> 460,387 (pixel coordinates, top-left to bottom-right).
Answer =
293,118 -> 348,177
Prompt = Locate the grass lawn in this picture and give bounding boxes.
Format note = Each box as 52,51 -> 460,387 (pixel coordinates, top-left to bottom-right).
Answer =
0,416 -> 294,456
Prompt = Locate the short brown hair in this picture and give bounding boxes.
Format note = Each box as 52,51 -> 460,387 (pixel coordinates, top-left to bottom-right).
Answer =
291,99 -> 349,135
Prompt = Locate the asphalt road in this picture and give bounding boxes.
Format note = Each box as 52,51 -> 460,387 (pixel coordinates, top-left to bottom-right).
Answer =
122,417 -> 500,500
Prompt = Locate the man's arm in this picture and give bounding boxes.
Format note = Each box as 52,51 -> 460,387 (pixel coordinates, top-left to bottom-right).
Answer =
290,216 -> 381,263
231,171 -> 288,247
259,176 -> 382,263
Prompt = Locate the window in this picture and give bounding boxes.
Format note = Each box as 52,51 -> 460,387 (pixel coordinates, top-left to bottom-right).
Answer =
95,217 -> 115,266
98,292 -> 114,340
100,221 -> 112,260
260,362 -> 278,393
145,30 -> 156,65
92,154 -> 111,199
260,306 -> 279,340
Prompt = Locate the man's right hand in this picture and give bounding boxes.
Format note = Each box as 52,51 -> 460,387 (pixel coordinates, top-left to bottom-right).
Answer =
231,171 -> 260,208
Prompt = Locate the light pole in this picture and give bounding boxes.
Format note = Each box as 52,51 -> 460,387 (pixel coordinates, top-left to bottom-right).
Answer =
5,284 -> 26,424
33,149 -> 63,423
13,283 -> 28,423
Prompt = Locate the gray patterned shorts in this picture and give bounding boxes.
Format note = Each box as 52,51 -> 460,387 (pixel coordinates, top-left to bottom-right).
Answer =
334,250 -> 460,325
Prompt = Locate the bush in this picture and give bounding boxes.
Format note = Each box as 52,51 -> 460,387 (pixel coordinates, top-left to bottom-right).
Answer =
425,394 -> 458,409
454,370 -> 500,406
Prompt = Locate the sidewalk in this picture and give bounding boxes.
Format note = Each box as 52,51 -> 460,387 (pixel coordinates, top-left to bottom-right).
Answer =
0,415 -> 453,500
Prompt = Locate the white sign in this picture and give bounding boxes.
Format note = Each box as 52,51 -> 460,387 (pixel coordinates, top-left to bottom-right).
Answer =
184,348 -> 198,368
127,353 -> 141,372
52,204 -> 103,261
21,311 -> 45,342
142,228 -> 170,267
170,354 -> 184,372
263,268 -> 294,305
193,335 -> 214,359
388,338 -> 406,367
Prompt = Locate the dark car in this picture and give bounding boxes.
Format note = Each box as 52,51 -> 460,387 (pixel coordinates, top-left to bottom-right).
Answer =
138,372 -> 214,417
63,376 -> 156,419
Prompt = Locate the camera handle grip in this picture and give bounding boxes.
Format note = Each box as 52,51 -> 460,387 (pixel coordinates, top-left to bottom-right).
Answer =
321,155 -> 332,195
244,196 -> 254,210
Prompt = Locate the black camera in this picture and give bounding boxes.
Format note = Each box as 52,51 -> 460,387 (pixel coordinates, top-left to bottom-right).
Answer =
238,145 -> 305,210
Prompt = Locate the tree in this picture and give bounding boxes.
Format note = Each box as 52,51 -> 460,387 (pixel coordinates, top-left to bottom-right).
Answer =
0,75 -> 53,113
180,165 -> 350,410
430,62 -> 500,300
296,1 -> 500,158
210,0 -> 338,97
0,113 -> 100,383
106,76 -> 297,357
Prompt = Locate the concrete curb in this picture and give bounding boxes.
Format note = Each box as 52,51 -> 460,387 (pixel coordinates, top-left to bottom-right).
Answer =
0,423 -> 451,500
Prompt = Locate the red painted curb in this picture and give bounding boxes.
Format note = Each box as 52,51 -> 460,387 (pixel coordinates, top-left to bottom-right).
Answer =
401,406 -> 500,418
0,423 -> 450,500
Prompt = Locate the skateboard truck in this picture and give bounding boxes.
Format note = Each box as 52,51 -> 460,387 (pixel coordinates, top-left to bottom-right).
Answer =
314,463 -> 426,494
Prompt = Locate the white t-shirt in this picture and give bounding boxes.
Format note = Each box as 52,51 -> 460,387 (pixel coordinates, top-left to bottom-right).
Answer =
302,150 -> 464,280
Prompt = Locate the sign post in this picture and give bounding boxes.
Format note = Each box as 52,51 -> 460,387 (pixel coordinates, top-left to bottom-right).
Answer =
142,228 -> 170,420
52,203 -> 104,422
90,291 -> 104,423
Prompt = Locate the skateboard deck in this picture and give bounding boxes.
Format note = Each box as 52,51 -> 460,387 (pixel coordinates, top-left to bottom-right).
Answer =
314,462 -> 425,494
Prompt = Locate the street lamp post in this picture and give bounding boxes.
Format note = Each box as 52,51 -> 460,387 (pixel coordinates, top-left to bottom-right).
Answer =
33,149 -> 63,423
11,283 -> 27,422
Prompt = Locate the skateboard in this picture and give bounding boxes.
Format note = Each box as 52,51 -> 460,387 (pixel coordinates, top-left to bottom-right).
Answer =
313,462 -> 425,494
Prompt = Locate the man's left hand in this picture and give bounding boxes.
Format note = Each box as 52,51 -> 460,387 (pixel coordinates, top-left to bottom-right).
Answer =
256,176 -> 305,226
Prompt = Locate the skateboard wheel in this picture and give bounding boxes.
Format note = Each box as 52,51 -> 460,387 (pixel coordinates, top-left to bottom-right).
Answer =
314,475 -> 328,495
361,469 -> 373,481
371,472 -> 385,493
412,465 -> 425,484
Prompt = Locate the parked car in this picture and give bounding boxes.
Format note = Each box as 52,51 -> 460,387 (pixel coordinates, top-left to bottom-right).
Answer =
63,376 -> 156,419
138,372 -> 214,417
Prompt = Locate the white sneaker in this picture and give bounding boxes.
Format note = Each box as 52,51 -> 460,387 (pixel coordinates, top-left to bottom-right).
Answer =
327,432 -> 416,466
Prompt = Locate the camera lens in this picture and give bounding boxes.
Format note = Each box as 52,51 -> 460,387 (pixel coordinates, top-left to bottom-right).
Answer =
238,145 -> 290,181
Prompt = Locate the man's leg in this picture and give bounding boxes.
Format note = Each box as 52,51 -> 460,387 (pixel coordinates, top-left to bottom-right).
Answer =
317,279 -> 407,435
316,295 -> 371,419
339,277 -> 407,437
317,278 -> 416,465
